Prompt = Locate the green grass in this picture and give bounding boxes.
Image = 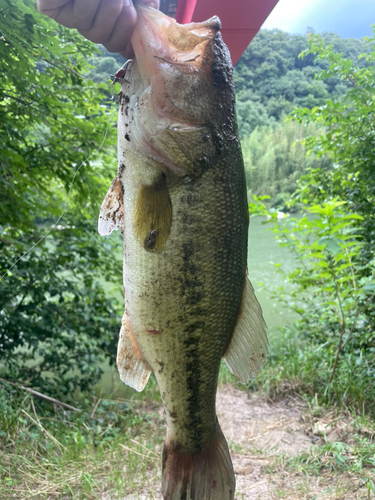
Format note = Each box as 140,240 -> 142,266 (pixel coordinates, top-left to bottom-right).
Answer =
0,363 -> 242,500
2,328 -> 375,499
283,412 -> 375,496
248,324 -> 375,416
0,380 -> 164,499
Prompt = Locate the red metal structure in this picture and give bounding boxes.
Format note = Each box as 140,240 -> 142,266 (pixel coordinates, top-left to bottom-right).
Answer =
175,0 -> 279,65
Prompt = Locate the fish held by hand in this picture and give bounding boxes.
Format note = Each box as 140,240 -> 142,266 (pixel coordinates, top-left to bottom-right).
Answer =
99,5 -> 267,500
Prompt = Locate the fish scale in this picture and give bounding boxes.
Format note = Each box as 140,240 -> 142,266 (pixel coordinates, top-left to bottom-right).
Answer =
123,156 -> 247,451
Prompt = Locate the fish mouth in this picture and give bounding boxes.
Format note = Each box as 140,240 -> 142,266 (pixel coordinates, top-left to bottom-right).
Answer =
120,6 -> 233,177
164,14 -> 221,60
131,5 -> 222,80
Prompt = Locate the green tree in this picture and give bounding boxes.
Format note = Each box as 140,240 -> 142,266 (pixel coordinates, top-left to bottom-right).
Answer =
0,0 -> 122,395
234,29 -> 372,135
291,29 -> 375,297
242,120 -> 331,207
248,28 -> 375,413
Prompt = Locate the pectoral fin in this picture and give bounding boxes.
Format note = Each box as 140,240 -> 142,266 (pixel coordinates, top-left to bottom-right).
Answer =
224,278 -> 268,382
98,177 -> 124,236
133,173 -> 172,253
117,313 -> 152,392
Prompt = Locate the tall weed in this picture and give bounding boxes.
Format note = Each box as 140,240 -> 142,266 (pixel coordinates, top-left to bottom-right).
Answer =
249,199 -> 375,415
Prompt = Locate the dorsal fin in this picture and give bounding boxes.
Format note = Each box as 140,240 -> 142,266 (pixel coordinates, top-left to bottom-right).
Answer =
98,177 -> 124,236
224,278 -> 268,382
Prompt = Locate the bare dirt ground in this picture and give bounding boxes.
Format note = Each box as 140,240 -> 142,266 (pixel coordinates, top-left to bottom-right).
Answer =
5,384 -> 372,500
218,384 -> 373,500
122,384 -> 372,500
217,384 -> 312,499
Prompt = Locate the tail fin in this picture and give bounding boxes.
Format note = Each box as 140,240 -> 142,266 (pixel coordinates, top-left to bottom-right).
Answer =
162,426 -> 235,500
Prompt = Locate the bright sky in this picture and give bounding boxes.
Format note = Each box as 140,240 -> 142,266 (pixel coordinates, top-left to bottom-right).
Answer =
262,0 -> 375,38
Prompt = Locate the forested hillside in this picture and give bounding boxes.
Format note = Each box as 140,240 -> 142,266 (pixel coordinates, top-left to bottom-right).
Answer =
234,29 -> 371,134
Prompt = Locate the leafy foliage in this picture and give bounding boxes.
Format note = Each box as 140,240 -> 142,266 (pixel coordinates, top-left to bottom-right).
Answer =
248,29 -> 375,414
0,0 -> 122,394
250,199 -> 375,413
0,0 -> 118,227
234,29 -> 373,136
242,120 -> 331,207
291,30 -> 375,264
289,28 -> 375,342
1,225 -> 122,394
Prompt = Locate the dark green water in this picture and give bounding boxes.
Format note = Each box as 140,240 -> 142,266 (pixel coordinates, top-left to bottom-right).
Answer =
96,216 -> 298,397
248,216 -> 298,330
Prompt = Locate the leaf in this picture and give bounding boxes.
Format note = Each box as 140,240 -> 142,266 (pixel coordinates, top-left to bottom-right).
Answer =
363,282 -> 375,292
317,236 -> 342,254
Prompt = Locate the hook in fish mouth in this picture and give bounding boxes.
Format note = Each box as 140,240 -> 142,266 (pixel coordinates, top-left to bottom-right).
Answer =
111,60 -> 133,84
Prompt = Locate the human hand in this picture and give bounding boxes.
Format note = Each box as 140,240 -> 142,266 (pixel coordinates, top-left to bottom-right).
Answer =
37,0 -> 160,58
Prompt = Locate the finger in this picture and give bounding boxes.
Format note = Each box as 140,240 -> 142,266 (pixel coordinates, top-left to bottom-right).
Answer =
87,0 -> 160,49
113,0 -> 160,57
98,3 -> 137,53
38,0 -> 103,30
37,0 -> 72,18
80,0 -> 135,46
71,0 -> 111,31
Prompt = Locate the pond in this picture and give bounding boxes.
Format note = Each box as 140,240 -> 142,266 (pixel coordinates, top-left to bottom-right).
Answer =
248,215 -> 299,330
96,216 -> 298,397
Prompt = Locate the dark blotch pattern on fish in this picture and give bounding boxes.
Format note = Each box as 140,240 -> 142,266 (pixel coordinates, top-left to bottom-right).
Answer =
183,332 -> 203,446
144,229 -> 159,250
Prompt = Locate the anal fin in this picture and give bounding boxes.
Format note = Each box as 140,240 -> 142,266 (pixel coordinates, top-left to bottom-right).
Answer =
224,278 -> 268,382
117,313 -> 152,392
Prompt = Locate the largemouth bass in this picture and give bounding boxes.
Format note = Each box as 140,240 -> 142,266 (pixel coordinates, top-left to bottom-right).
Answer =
99,6 -> 267,499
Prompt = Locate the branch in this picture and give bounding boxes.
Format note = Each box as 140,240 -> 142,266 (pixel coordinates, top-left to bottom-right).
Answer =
0,378 -> 81,412
329,318 -> 345,384
2,93 -> 34,107
40,57 -> 84,79
328,254 -> 346,384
